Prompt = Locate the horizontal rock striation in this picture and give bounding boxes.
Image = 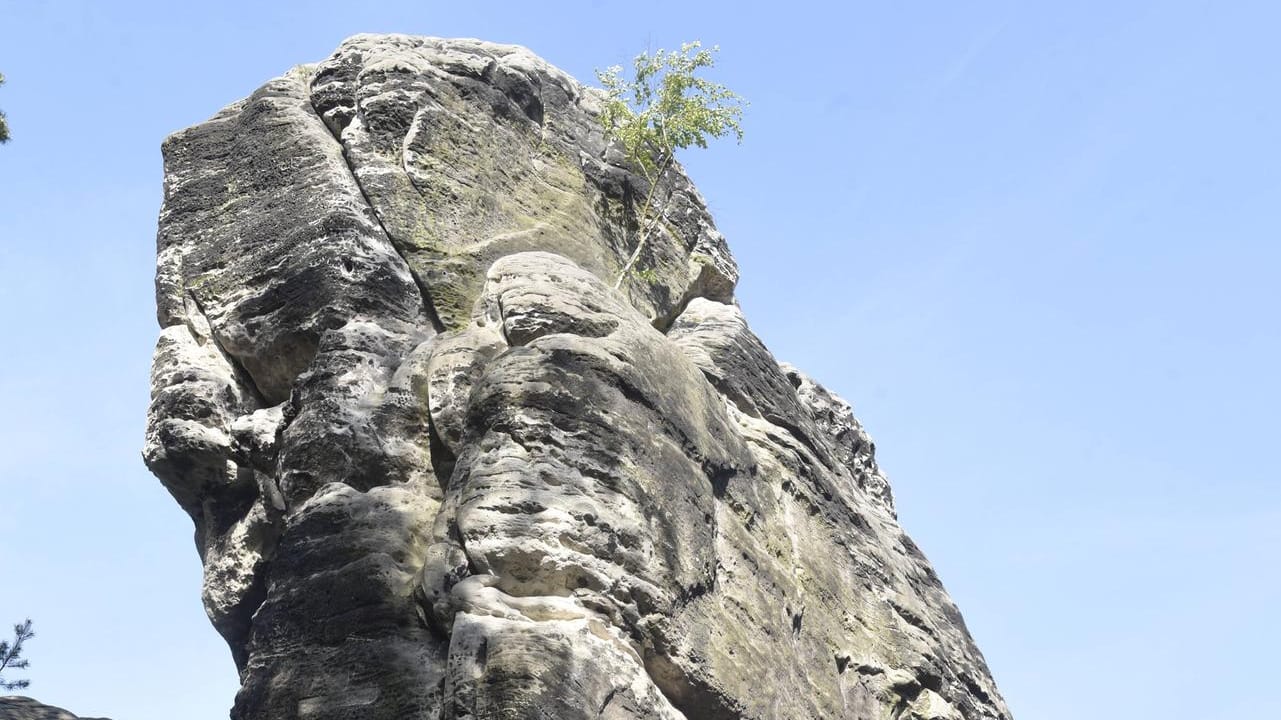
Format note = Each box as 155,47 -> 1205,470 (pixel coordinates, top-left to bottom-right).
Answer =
0,697 -> 110,720
144,34 -> 1010,720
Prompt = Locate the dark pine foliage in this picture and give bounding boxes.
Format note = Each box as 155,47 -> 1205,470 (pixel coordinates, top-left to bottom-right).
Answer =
0,619 -> 34,691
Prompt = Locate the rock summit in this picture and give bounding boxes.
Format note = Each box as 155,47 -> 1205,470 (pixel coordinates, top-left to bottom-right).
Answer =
144,34 -> 1011,720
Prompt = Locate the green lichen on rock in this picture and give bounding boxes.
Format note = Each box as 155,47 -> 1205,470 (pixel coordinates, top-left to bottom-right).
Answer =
145,34 -> 1010,720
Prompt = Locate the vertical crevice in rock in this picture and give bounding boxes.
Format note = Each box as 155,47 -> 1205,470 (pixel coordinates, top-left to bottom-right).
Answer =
301,70 -> 448,336
425,409 -> 457,488
184,289 -> 270,408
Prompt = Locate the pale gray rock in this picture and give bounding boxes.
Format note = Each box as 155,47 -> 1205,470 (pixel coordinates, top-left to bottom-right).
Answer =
306,34 -> 737,331
145,34 -> 1011,720
0,697 -> 109,720
780,362 -> 895,512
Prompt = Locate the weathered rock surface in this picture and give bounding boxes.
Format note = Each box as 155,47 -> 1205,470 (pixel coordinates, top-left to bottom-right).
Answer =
144,34 -> 1011,720
0,697 -> 109,720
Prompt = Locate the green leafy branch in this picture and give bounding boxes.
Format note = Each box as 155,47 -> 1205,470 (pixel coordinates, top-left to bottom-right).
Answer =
596,41 -> 745,288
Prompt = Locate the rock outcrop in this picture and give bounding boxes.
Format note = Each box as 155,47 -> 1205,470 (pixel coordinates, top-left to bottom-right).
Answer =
0,697 -> 110,720
144,34 -> 1011,720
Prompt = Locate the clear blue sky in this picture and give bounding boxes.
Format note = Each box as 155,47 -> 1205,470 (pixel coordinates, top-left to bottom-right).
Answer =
1,1 -> 1277,718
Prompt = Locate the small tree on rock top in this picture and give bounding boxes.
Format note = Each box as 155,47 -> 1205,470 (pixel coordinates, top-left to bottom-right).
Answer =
0,619 -> 34,691
596,42 -> 745,287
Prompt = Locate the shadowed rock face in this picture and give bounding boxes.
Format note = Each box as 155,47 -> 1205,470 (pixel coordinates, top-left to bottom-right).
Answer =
144,34 -> 1011,720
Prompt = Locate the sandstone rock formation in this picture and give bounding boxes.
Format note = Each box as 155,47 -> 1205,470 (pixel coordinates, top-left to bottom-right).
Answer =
0,697 -> 110,720
144,34 -> 1011,720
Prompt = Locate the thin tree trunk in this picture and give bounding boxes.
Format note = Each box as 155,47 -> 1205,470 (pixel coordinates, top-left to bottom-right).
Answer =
614,153 -> 674,289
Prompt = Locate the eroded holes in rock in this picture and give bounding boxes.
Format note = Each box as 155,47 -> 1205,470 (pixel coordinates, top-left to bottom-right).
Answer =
918,669 -> 944,693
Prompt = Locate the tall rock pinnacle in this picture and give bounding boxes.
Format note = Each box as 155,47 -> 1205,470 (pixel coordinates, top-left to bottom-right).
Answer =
144,34 -> 1011,720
